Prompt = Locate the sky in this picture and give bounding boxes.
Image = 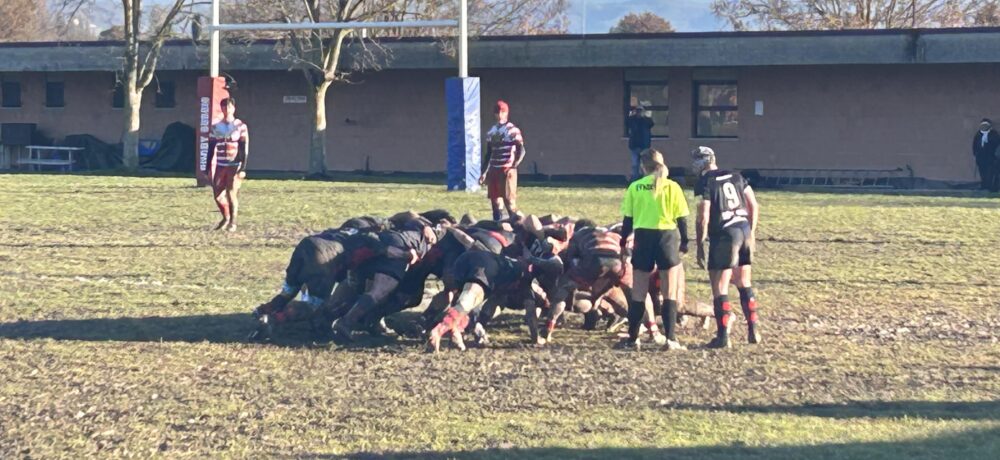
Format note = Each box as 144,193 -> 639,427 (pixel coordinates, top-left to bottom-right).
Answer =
94,0 -> 727,34
568,0 -> 725,33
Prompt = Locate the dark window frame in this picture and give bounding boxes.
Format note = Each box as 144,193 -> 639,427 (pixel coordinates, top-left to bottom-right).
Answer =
154,80 -> 176,108
693,80 -> 739,139
2,80 -> 22,108
624,80 -> 669,139
112,76 -> 124,109
45,81 -> 65,108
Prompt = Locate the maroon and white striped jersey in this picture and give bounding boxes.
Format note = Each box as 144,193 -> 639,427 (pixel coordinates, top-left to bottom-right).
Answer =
210,119 -> 248,167
487,121 -> 524,170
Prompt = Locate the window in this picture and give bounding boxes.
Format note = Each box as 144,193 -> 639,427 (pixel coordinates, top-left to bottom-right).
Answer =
45,81 -> 65,108
112,78 -> 124,109
624,81 -> 668,137
694,81 -> 738,138
2,81 -> 22,108
155,80 -> 175,108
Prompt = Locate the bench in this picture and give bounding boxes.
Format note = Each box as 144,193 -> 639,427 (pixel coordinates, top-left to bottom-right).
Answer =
18,145 -> 83,172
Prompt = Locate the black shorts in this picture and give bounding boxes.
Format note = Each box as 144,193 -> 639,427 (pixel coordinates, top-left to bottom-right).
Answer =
631,228 -> 681,272
568,255 -> 623,289
452,250 -> 502,295
708,224 -> 753,271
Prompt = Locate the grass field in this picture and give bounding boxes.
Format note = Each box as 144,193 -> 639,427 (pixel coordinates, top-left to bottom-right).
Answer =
1,174 -> 999,459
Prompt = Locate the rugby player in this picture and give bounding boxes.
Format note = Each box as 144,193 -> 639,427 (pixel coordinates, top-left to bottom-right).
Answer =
426,250 -> 541,352
692,146 -> 762,348
247,216 -> 388,342
331,218 -> 445,342
480,100 -> 525,221
208,98 -> 249,232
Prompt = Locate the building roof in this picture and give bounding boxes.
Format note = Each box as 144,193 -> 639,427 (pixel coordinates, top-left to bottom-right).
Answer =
3,27 -> 1000,72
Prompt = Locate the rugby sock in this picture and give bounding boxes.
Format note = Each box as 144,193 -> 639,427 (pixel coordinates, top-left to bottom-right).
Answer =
627,300 -> 644,341
664,300 -> 678,341
738,287 -> 758,325
644,320 -> 660,335
713,296 -> 732,337
492,207 -> 502,221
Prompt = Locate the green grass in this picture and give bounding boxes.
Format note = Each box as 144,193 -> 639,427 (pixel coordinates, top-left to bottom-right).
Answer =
1,174 -> 999,458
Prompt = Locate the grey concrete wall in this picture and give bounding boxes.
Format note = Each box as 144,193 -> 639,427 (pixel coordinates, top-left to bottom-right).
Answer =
1,64 -> 992,181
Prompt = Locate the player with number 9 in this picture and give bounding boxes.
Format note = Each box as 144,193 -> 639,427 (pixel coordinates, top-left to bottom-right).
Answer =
692,146 -> 762,348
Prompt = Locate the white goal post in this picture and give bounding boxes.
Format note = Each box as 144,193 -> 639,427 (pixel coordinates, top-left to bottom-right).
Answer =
203,0 -> 481,192
206,0 -> 469,78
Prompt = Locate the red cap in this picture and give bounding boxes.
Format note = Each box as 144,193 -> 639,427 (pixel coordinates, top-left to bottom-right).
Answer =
495,100 -> 509,113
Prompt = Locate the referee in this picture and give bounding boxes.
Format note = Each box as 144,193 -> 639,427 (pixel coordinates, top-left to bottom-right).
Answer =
619,149 -> 690,351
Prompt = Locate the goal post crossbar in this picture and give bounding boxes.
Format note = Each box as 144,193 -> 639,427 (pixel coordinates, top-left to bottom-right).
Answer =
206,20 -> 458,32
209,0 -> 469,78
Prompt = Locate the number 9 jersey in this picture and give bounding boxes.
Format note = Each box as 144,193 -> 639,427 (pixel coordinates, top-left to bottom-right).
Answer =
694,169 -> 751,236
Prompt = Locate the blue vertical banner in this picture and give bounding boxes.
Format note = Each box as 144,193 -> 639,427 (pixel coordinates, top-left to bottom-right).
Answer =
445,77 -> 481,191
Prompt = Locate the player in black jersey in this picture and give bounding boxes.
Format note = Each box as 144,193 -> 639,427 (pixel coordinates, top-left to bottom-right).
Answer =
248,216 -> 387,342
331,217 -> 447,343
692,146 -> 762,348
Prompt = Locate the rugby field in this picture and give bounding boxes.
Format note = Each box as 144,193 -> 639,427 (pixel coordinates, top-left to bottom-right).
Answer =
1,174 -> 999,458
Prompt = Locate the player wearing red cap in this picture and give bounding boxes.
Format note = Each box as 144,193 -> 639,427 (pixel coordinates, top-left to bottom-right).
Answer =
480,100 -> 525,221
208,98 -> 249,232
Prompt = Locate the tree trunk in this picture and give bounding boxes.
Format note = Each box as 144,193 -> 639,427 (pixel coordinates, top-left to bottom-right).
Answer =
121,85 -> 142,172
308,82 -> 331,176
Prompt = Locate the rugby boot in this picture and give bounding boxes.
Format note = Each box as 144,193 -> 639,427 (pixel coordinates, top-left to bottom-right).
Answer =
663,339 -> 687,351
614,337 -> 641,351
706,330 -> 730,349
365,318 -> 396,337
226,223 -> 238,232
605,315 -> 628,333
648,327 -> 667,346
473,323 -> 490,347
747,321 -> 762,344
330,319 -> 354,344
247,314 -> 273,343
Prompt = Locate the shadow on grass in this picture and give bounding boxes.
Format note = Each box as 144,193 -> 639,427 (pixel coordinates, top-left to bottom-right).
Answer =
672,399 -> 1000,422
0,313 -> 255,344
319,422 -> 1000,459
0,311 -> 434,348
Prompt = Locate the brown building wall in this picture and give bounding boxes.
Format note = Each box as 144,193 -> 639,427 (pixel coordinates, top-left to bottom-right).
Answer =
2,64 -> 995,181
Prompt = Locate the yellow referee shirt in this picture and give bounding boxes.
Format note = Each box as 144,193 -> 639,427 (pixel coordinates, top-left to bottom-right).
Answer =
621,175 -> 690,230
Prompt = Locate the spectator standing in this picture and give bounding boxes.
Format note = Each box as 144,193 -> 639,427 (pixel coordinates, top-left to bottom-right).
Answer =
626,105 -> 654,181
972,118 -> 1000,191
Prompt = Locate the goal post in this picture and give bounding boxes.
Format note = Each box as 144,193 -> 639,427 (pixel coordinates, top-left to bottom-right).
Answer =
200,0 -> 480,191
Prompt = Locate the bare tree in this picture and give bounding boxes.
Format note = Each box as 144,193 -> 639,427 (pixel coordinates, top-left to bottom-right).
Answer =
711,0 -> 980,30
110,0 -> 193,171
223,0 -> 568,176
610,11 -> 675,33
0,0 -> 48,42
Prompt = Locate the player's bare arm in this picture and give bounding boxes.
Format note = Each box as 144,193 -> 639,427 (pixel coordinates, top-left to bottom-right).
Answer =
696,200 -> 710,269
512,142 -> 526,168
744,186 -> 759,251
238,129 -> 249,178
479,150 -> 492,184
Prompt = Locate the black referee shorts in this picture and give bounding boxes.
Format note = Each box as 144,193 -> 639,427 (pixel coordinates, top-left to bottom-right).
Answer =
631,228 -> 681,272
707,224 -> 753,271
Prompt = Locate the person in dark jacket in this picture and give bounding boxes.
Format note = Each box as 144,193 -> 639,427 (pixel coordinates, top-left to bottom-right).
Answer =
626,105 -> 654,181
972,118 -> 1000,191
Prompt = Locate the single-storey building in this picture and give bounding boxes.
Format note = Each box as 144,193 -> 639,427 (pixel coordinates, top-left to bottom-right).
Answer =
3,28 -> 1000,183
